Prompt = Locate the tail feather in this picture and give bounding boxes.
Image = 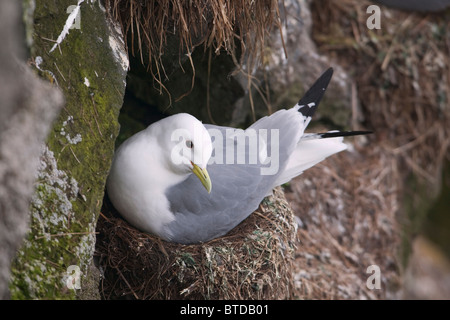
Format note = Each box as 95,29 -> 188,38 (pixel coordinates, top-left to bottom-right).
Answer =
290,67 -> 335,134
274,137 -> 347,187
301,130 -> 373,141
271,67 -> 372,188
296,67 -> 334,120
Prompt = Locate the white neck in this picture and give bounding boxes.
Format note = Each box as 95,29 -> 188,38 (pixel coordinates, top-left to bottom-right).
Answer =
107,130 -> 189,239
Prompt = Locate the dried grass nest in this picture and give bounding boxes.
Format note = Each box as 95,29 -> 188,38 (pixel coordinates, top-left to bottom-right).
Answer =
95,187 -> 298,300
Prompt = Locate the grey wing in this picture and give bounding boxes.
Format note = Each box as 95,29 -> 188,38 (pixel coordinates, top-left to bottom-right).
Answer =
164,162 -> 269,244
163,110 -> 305,244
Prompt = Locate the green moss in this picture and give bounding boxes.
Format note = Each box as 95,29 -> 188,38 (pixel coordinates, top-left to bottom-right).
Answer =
10,0 -> 126,299
399,171 -> 442,268
421,162 -> 450,259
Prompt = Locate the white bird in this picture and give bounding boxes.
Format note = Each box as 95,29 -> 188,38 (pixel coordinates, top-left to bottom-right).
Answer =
106,68 -> 370,244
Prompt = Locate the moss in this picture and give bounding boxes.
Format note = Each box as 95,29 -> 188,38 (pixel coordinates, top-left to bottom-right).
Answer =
399,170 -> 444,268
422,162 -> 450,258
10,0 -> 126,299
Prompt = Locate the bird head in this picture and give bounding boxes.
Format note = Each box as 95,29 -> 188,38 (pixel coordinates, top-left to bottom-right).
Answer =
159,113 -> 213,193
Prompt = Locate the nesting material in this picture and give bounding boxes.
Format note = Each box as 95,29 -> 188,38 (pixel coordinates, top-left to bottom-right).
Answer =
310,0 -> 450,191
286,145 -> 402,299
105,0 -> 281,72
96,187 -> 298,300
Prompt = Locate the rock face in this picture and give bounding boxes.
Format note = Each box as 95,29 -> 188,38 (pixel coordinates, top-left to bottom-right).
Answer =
9,0 -> 127,299
229,0 -> 353,129
126,47 -> 245,127
0,0 -> 64,299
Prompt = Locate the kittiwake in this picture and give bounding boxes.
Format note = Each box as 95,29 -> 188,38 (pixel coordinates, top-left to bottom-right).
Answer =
106,68 -> 370,244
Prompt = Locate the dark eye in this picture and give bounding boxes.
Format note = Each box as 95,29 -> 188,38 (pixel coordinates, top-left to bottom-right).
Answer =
186,140 -> 194,148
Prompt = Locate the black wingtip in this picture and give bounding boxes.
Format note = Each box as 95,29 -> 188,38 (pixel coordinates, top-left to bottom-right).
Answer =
297,68 -> 334,118
319,130 -> 373,138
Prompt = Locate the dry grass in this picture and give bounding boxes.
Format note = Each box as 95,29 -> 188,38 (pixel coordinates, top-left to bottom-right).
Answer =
96,187 -> 298,300
310,0 -> 450,190
105,0 -> 283,87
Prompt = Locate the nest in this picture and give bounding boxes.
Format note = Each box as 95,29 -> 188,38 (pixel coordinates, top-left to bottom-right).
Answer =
95,187 -> 298,300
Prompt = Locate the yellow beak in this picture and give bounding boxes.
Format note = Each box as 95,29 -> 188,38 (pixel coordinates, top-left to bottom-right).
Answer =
191,163 -> 212,193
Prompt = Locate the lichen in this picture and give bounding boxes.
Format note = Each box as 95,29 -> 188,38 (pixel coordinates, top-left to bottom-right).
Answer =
59,116 -> 83,145
10,145 -> 81,299
10,145 -> 102,299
